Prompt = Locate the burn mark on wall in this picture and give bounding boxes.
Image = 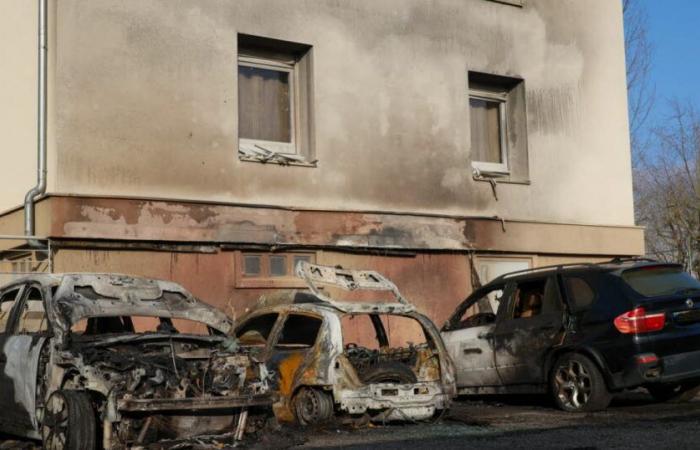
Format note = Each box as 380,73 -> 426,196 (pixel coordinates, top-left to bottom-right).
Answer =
47,196 -> 645,256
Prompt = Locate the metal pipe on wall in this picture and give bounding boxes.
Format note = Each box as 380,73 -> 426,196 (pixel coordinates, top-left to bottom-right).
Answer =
24,0 -> 48,244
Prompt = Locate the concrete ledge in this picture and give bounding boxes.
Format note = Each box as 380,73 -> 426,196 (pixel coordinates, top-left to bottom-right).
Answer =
0,195 -> 645,256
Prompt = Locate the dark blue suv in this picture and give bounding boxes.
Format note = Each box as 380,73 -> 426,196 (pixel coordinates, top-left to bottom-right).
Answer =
441,259 -> 700,412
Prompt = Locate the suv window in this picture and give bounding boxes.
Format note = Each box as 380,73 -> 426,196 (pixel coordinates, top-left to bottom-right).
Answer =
276,314 -> 322,348
17,286 -> 48,333
622,266 -> 700,298
453,284 -> 505,329
236,313 -> 279,346
512,277 -> 561,319
0,288 -> 21,333
564,276 -> 597,311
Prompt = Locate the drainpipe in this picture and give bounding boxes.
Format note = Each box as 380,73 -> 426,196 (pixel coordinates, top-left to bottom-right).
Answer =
24,0 -> 48,246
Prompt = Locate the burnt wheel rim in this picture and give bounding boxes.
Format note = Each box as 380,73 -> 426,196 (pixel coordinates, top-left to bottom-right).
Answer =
43,392 -> 69,450
554,360 -> 592,410
297,389 -> 322,424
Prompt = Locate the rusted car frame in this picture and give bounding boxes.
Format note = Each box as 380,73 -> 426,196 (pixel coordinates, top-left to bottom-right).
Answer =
0,273 -> 272,449
235,262 -> 456,425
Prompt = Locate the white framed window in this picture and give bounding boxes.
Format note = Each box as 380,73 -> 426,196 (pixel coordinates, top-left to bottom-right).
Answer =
237,35 -> 314,166
238,54 -> 299,155
469,88 -> 509,175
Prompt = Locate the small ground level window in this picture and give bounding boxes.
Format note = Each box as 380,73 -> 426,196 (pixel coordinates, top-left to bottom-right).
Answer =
235,251 -> 316,288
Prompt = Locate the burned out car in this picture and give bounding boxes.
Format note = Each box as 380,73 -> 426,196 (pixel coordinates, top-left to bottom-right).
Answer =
0,273 -> 272,449
234,262 -> 456,425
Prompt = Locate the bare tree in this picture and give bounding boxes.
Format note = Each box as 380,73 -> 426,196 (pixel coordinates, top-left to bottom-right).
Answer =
623,0 -> 655,167
635,101 -> 700,273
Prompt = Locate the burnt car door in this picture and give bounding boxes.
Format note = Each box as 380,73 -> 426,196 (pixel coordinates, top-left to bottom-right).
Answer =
0,283 -> 50,436
493,275 -> 565,386
265,313 -> 323,399
0,284 -> 25,433
441,283 -> 510,387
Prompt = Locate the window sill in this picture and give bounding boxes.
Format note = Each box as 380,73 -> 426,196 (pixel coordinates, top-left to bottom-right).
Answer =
473,174 -> 531,185
485,0 -> 524,7
239,154 -> 317,168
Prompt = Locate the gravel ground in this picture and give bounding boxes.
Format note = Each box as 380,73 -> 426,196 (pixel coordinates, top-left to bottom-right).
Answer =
4,392 -> 700,449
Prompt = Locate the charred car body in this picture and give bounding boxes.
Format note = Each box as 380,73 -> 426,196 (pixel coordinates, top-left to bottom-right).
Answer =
0,273 -> 272,449
442,259 -> 700,412
234,262 -> 456,425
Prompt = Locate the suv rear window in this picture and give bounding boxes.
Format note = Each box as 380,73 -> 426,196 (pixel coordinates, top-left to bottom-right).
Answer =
622,266 -> 700,298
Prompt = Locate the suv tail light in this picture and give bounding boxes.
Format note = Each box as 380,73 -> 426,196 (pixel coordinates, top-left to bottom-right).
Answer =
614,307 -> 666,334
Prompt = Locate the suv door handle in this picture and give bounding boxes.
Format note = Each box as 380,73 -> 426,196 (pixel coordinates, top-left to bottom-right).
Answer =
477,332 -> 494,340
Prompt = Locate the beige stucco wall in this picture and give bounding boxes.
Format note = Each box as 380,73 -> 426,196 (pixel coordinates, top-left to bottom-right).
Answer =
0,1 -> 38,213
4,0 -> 634,230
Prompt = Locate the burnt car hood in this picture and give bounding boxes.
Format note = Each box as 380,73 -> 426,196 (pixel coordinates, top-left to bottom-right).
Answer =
49,274 -> 232,337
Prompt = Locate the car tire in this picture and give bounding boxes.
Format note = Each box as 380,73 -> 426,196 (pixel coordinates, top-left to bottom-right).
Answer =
550,353 -> 612,412
42,390 -> 97,450
360,361 -> 418,384
647,382 -> 700,403
292,387 -> 335,426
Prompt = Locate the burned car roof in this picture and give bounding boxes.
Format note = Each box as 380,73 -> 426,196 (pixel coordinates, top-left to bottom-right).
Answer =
12,273 -> 233,335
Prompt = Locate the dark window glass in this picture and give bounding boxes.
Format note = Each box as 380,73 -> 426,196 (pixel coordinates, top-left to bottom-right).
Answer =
270,255 -> 287,277
236,313 -> 279,342
564,277 -> 596,311
276,314 -> 322,348
622,266 -> 700,298
244,255 -> 262,277
512,279 -> 547,319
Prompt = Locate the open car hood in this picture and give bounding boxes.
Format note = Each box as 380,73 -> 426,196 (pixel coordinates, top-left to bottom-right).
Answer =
294,262 -> 416,314
49,274 -> 232,337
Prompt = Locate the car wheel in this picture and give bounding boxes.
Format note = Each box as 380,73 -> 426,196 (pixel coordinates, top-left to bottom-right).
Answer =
647,382 -> 700,403
551,353 -> 612,412
42,390 -> 97,450
292,387 -> 335,426
360,361 -> 418,384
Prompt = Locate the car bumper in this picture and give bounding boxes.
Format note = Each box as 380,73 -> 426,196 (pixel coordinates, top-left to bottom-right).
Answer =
336,381 -> 451,421
612,349 -> 700,389
116,393 -> 274,413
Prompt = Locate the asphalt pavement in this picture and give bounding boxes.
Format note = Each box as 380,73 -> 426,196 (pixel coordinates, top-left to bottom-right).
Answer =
4,391 -> 700,449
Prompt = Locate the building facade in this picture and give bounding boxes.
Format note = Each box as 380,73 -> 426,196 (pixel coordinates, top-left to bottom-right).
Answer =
0,0 -> 643,324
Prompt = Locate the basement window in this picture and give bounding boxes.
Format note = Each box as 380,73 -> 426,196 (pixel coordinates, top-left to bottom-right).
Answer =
235,252 -> 315,288
237,34 -> 314,166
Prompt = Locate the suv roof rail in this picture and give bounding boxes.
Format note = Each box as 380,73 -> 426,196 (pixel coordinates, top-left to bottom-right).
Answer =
605,256 -> 658,264
495,257 -> 661,282
498,262 -> 599,280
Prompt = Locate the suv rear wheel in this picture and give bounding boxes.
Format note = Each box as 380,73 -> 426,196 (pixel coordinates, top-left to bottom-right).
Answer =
550,353 -> 612,412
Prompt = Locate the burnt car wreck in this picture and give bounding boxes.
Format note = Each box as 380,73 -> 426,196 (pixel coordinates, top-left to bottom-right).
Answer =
234,262 -> 456,425
0,274 -> 272,449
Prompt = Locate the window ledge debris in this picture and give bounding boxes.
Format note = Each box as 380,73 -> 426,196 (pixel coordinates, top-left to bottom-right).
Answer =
238,143 -> 317,168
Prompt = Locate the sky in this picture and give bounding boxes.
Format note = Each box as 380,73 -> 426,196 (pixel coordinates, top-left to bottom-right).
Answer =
638,0 -> 700,125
